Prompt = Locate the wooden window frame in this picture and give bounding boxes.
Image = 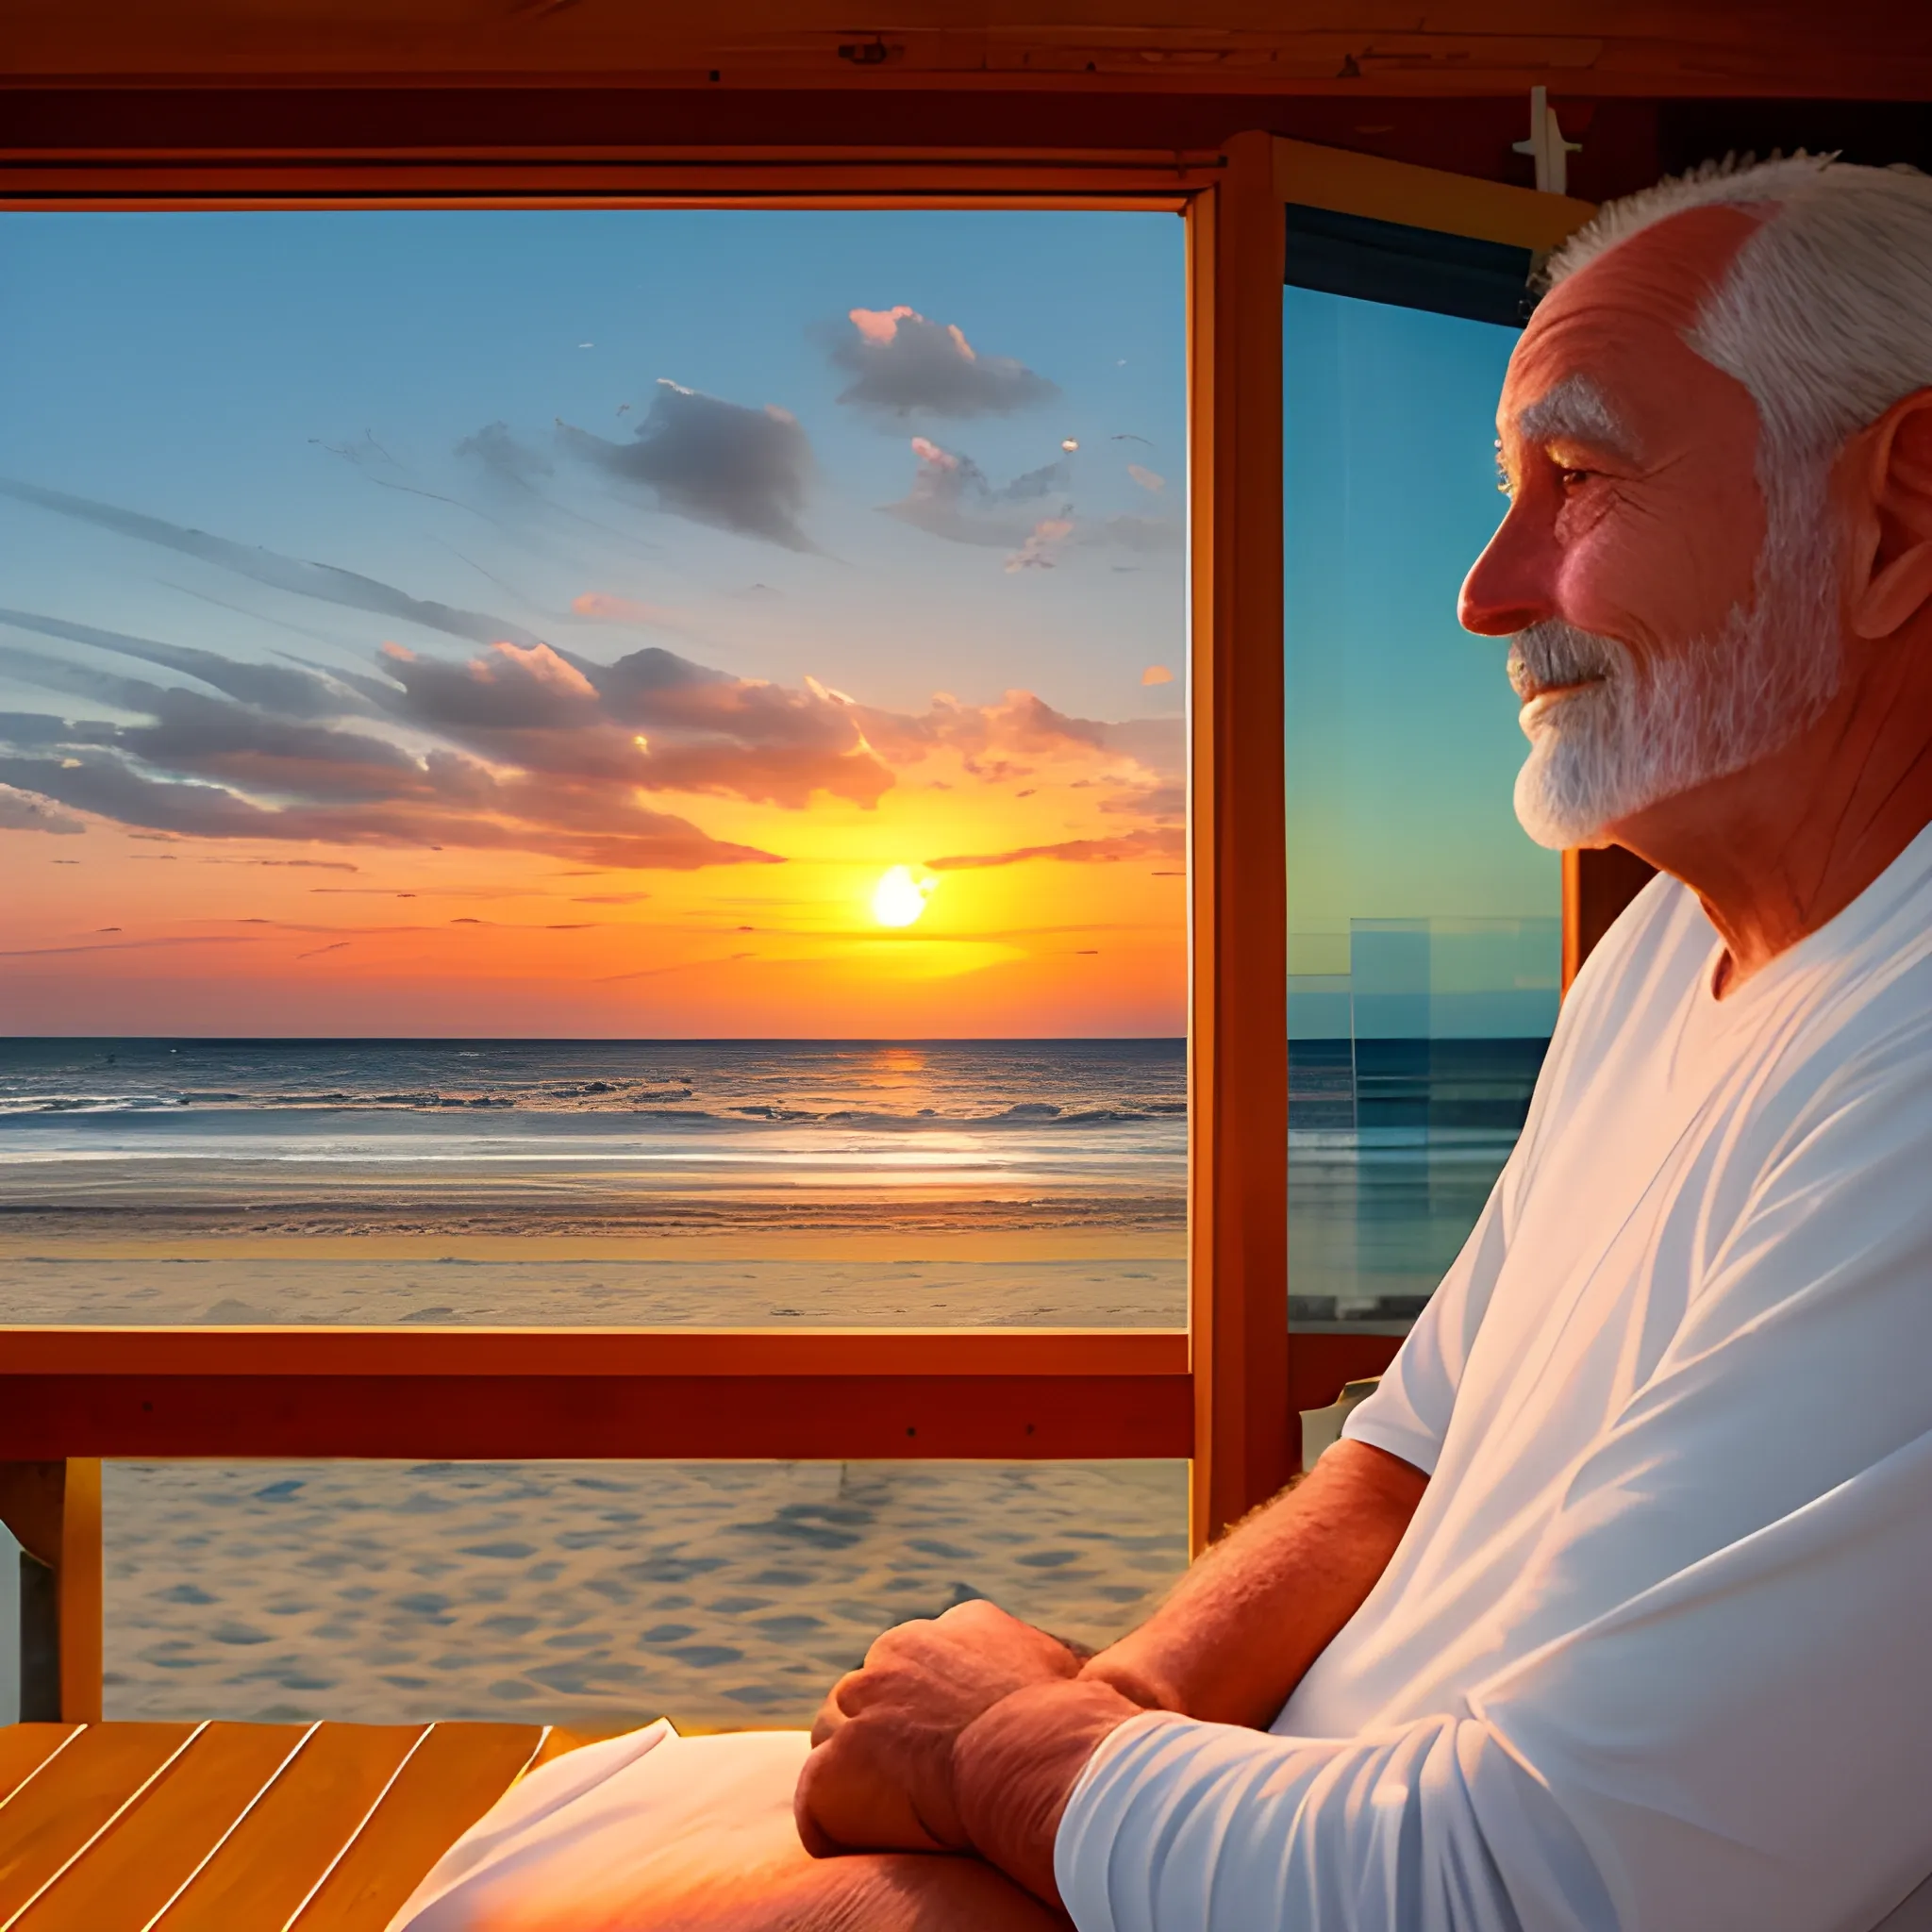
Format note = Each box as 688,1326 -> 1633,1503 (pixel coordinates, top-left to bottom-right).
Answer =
0,132 -> 1619,1716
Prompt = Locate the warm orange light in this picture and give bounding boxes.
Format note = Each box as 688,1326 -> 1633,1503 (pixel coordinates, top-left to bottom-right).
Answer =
872,865 -> 935,928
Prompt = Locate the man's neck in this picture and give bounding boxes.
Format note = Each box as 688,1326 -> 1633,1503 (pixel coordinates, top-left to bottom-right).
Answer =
1607,623 -> 1932,993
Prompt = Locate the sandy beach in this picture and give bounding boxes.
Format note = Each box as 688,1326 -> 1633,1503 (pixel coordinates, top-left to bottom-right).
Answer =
102,1457 -> 1189,1728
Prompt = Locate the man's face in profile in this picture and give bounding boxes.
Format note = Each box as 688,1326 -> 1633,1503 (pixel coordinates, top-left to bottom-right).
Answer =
1460,206 -> 1843,849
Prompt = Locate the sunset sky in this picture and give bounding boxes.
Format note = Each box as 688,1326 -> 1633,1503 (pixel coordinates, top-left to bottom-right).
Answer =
0,209 -> 1192,1036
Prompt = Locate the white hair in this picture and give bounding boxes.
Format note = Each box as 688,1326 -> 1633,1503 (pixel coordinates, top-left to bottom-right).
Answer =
1507,157 -> 1932,849
1546,154 -> 1932,466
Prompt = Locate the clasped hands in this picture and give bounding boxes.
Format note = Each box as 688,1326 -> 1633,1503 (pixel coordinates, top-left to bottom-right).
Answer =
792,1599 -> 1146,1909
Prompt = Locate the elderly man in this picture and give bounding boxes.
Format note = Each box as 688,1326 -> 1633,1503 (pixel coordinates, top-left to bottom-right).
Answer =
394,154 -> 1932,1932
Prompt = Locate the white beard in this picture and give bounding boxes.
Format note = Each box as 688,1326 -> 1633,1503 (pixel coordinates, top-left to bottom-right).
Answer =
1509,463 -> 1844,850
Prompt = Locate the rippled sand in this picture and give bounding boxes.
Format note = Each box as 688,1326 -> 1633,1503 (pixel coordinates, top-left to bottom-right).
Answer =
104,1457 -> 1189,1728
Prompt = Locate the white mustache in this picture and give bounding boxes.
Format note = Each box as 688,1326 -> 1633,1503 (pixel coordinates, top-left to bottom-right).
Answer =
1506,622 -> 1629,703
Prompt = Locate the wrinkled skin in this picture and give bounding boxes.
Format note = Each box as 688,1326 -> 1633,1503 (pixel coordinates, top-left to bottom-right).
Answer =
1465,204 -> 1932,991
795,1600 -> 1087,1858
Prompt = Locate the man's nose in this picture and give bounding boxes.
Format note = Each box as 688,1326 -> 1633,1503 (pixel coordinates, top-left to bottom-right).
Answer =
1458,506 -> 1557,637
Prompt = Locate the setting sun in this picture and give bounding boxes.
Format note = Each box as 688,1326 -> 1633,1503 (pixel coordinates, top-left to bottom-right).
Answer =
872,865 -> 935,928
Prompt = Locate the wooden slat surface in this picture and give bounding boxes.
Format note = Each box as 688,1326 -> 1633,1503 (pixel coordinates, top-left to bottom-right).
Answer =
153,1724 -> 432,1932
0,1724 -> 198,1920
0,1735 -> 78,1812
286,1724 -> 544,1931
13,1723 -> 305,1930
0,1722 -> 560,1931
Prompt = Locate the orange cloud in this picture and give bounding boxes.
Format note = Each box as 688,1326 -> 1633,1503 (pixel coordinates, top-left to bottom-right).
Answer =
1141,665 -> 1174,686
849,304 -> 918,344
1005,518 -> 1074,574
572,592 -> 686,626
925,827 -> 1186,871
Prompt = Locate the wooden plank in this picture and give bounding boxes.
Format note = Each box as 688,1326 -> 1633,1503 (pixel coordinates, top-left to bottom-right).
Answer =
4,0 -> 1931,97
287,1724 -> 544,1932
55,1464 -> 99,1728
0,1326 -> 1185,1379
1274,134 -> 1593,252
12,1723 -> 306,1930
1290,1332 -> 1406,1417
153,1724 -> 427,1932
0,1370 -> 1192,1461
0,169 -> 1209,212
0,1736 -> 80,1811
1188,128 -> 1291,1550
1562,844 -> 1658,991
0,1724 -> 198,1921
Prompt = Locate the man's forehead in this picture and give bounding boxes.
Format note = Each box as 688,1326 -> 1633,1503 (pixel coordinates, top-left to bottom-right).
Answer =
1500,203 -> 1772,442
1535,203 -> 1770,336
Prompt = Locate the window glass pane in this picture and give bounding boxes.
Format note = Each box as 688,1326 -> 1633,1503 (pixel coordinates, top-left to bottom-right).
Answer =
103,1458 -> 1188,1726
0,210 -> 1188,1328
1284,282 -> 1558,1333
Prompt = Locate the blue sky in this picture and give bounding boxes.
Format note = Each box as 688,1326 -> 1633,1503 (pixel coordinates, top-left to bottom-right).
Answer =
0,209 -> 1187,719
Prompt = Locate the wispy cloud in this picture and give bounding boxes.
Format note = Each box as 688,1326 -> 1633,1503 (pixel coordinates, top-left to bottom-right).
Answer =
571,592 -> 686,627
0,609 -> 374,720
878,438 -> 1179,566
454,422 -> 555,487
882,438 -> 1072,549
925,827 -> 1186,870
0,782 -> 84,834
0,479 -> 549,651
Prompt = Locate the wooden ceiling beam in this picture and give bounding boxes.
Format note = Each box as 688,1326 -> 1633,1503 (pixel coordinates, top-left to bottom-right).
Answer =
4,4 -> 1929,100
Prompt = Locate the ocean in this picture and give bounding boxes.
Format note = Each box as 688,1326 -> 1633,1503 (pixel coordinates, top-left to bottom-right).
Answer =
0,1037 -> 1190,1329
0,1035 -> 1540,1728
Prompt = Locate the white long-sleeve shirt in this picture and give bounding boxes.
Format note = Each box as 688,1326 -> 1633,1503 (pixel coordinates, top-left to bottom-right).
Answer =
1058,824 -> 1932,1932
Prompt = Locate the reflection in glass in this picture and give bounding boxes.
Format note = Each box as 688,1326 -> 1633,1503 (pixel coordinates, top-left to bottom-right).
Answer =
1284,284 -> 1559,1331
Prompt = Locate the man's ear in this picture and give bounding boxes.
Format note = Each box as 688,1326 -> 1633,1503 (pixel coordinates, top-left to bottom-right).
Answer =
1849,388 -> 1932,641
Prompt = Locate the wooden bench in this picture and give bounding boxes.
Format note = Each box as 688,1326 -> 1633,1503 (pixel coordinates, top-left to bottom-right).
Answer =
0,1717 -> 605,1929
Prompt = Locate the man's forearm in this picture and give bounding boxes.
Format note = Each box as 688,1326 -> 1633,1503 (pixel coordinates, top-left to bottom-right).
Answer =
1080,1439 -> 1426,1728
953,1679 -> 1147,1910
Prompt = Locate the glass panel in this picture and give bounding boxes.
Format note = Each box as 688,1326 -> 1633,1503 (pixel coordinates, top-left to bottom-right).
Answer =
1284,283 -> 1559,1333
103,1458 -> 1188,1726
0,209 -> 1188,1327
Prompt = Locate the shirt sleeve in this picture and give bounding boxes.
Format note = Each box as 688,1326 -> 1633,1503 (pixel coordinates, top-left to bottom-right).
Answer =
1058,1027 -> 1932,1932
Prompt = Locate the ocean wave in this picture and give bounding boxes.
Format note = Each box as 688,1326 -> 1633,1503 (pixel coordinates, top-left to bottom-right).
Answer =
0,1041 -> 1189,1136
0,1098 -> 1183,1137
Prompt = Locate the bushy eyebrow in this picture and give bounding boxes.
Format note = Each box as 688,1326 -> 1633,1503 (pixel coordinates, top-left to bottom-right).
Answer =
1510,373 -> 1639,460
